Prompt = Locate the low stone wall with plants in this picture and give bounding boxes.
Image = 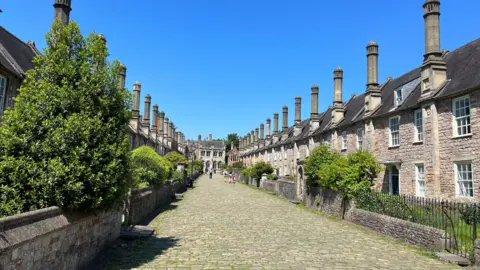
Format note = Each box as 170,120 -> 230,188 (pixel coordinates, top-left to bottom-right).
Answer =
347,208 -> 448,250
261,179 -> 277,193
277,179 -> 296,201
0,207 -> 121,270
305,187 -> 352,217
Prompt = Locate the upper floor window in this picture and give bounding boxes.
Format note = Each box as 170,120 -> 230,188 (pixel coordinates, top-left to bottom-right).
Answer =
206,151 -> 211,157
356,128 -> 363,149
456,162 -> 473,197
414,109 -> 423,142
213,151 -> 217,157
453,95 -> 471,137
201,151 -> 205,156
394,88 -> 403,106
219,152 -> 223,157
341,131 -> 347,150
389,116 -> 400,147
0,76 -> 6,114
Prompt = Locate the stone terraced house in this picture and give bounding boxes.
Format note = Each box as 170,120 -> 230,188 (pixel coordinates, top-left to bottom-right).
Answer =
240,0 -> 480,201
0,0 -> 186,156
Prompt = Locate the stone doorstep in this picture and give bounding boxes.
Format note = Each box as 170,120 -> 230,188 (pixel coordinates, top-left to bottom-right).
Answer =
436,252 -> 471,266
120,225 -> 155,240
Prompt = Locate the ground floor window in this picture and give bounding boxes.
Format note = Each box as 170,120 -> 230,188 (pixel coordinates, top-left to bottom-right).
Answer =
456,162 -> 473,197
416,164 -> 425,197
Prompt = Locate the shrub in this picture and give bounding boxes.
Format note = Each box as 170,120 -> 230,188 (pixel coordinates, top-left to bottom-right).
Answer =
304,145 -> 340,187
241,168 -> 252,177
131,146 -> 171,187
171,170 -> 184,181
267,174 -> 278,181
164,151 -> 187,168
0,21 -> 132,216
251,161 -> 274,181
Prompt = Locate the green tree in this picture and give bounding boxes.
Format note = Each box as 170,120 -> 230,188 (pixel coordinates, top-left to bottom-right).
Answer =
304,145 -> 340,187
164,151 -> 187,168
0,21 -> 132,216
131,146 -> 171,187
251,161 -> 274,187
225,133 -> 239,164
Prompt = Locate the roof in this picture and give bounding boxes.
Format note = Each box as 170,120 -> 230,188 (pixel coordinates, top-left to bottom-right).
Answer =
336,93 -> 366,128
0,26 -> 37,77
200,140 -> 225,149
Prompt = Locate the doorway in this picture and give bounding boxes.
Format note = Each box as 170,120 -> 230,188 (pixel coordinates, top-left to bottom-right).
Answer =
389,165 -> 400,195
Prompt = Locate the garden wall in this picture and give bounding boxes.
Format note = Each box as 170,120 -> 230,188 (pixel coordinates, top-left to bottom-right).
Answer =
0,207 -> 121,270
259,178 -> 296,201
347,208 -> 448,250
305,187 -> 352,217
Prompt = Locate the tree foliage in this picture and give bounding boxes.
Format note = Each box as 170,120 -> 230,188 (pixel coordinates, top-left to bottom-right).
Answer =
304,145 -> 340,187
164,151 -> 187,168
131,146 -> 171,187
225,133 -> 239,158
251,161 -> 274,181
0,21 -> 132,216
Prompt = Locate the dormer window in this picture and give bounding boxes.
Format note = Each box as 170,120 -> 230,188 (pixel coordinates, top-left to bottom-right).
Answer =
394,88 -> 403,106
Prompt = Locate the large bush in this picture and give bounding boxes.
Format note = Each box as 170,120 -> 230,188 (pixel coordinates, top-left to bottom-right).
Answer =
0,21 -> 132,216
251,161 -> 274,181
131,146 -> 171,187
304,145 -> 340,187
164,151 -> 187,168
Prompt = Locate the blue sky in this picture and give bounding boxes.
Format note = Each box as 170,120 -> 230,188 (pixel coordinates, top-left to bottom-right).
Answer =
2,1 -> 479,140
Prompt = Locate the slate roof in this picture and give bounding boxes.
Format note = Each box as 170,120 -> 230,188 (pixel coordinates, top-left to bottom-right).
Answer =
200,140 -> 225,149
0,26 -> 37,77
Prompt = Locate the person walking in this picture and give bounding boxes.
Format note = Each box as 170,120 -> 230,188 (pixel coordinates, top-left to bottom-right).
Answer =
209,167 -> 213,179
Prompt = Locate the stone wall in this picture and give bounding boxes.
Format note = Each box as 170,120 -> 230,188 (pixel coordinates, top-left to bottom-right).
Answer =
0,207 -> 121,270
305,186 -> 352,217
347,208 -> 448,250
261,179 -> 277,193
277,179 -> 296,201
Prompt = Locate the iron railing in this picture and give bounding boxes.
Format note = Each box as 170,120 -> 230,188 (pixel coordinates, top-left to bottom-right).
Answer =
356,191 -> 479,260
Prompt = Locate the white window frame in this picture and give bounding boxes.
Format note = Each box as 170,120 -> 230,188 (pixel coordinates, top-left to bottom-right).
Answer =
356,128 -> 363,150
394,88 -> 403,106
455,161 -> 474,198
452,95 -> 471,137
341,131 -> 347,150
388,116 -> 400,147
415,164 -> 425,197
0,75 -> 6,114
414,109 -> 423,142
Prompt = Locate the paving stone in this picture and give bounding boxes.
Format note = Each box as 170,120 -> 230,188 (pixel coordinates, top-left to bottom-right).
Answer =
99,174 -> 459,269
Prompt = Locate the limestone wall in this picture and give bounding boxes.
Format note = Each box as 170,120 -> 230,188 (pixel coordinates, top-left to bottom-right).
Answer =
0,207 -> 121,270
305,186 -> 352,217
277,179 -> 296,201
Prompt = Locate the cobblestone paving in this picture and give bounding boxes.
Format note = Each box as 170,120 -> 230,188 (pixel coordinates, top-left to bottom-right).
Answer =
102,174 -> 458,269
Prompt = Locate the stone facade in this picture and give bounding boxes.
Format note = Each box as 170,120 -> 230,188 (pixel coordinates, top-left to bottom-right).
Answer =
0,207 -> 121,270
227,146 -> 240,165
240,0 -> 480,201
187,135 -> 225,171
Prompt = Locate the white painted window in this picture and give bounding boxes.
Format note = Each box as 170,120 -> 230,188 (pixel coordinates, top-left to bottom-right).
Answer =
414,109 -> 423,142
356,128 -> 363,149
456,162 -> 473,197
452,95 -> 471,137
394,88 -> 403,106
341,131 -> 347,150
416,164 -> 425,197
0,76 -> 6,114
388,116 -> 400,147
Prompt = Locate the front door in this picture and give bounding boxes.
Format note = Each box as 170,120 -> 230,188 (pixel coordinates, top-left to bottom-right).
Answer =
390,166 -> 400,195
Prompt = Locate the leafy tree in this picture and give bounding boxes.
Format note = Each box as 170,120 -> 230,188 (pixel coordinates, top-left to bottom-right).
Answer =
304,145 -> 340,187
164,151 -> 187,168
131,146 -> 171,187
251,161 -> 274,187
0,21 -> 132,216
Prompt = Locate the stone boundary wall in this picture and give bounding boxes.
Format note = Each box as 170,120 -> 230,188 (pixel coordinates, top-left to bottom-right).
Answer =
346,208 -> 448,250
261,179 -> 277,193
305,186 -> 353,217
128,179 -> 187,225
0,207 -> 121,270
259,178 -> 296,201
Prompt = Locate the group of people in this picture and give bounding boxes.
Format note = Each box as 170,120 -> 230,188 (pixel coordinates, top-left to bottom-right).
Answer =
204,167 -> 236,184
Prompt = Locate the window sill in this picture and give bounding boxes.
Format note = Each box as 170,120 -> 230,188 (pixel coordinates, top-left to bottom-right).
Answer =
412,141 -> 423,145
388,145 -> 400,149
452,134 -> 472,139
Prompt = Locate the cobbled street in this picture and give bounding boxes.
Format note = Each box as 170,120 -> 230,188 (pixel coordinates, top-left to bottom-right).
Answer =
100,174 -> 457,269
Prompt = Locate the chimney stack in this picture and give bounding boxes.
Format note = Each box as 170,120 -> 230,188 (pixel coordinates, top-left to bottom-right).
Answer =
152,104 -> 158,134
273,113 -> 279,142
421,0 -> 446,95
332,67 -> 344,124
260,124 -> 265,140
310,84 -> 320,131
198,134 -> 202,141
164,118 -> 169,138
282,105 -> 289,138
209,134 -> 212,141
294,96 -> 302,136
255,128 -> 259,143
53,0 -> 72,25
158,111 -> 165,136
250,130 -> 255,146
365,41 -> 382,114
143,94 -> 151,126
266,118 -> 271,139
118,63 -> 126,90
168,122 -> 173,139
132,82 -> 141,119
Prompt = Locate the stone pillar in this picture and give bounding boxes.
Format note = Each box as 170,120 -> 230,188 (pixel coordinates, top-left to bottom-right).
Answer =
158,111 -> 165,135
366,41 -> 379,88
132,82 -> 141,119
118,63 -> 126,90
260,123 -> 264,140
282,106 -> 288,135
332,67 -> 344,124
152,104 -> 158,133
53,0 -> 72,25
143,94 -> 151,126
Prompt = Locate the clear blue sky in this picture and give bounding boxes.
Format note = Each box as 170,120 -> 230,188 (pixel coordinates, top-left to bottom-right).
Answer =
2,1 -> 479,140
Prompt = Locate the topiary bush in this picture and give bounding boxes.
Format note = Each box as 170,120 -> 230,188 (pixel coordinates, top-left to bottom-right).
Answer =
131,146 -> 171,187
0,21 -> 133,217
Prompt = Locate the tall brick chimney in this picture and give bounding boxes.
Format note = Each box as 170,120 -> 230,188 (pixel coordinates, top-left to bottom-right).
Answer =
365,41 -> 382,114
132,82 -> 141,119
54,0 -> 72,25
158,111 -> 165,136
332,67 -> 344,125
250,130 -> 255,146
266,118 -> 271,139
294,96 -> 302,136
282,105 -> 289,139
152,104 -> 158,134
164,118 -> 169,138
198,134 -> 202,141
209,134 -> 212,141
143,94 -> 151,126
273,113 -> 279,143
310,84 -> 320,131
421,0 -> 446,95
255,128 -> 259,143
118,63 -> 126,90
260,123 -> 264,140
